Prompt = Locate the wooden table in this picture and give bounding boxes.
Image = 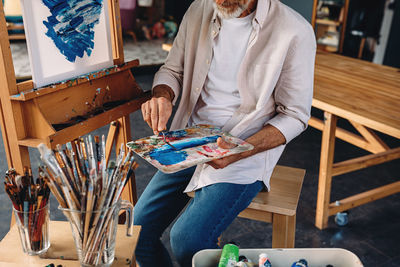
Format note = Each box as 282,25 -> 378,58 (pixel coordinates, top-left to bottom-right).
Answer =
0,221 -> 141,266
311,51 -> 400,229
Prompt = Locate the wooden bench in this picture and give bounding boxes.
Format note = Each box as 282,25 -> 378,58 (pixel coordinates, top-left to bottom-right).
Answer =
188,165 -> 305,248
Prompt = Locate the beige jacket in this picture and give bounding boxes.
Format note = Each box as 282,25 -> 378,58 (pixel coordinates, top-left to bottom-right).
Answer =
153,0 -> 316,191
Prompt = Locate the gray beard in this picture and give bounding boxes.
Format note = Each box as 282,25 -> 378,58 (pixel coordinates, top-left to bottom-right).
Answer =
213,1 -> 251,19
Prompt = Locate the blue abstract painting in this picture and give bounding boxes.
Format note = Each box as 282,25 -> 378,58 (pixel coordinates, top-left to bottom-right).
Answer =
42,0 -> 104,62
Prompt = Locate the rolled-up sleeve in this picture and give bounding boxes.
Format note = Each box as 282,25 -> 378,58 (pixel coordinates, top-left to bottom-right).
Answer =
152,12 -> 188,105
268,26 -> 316,143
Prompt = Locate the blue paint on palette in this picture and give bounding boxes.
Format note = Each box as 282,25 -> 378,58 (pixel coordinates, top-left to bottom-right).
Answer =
149,135 -> 221,166
162,129 -> 190,139
42,0 -> 104,62
150,150 -> 188,166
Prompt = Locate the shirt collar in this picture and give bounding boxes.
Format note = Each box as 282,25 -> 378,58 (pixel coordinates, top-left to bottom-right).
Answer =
212,7 -> 219,25
253,0 -> 270,26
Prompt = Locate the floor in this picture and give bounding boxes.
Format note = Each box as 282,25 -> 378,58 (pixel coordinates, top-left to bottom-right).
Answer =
1,39 -> 399,267
9,38 -> 170,79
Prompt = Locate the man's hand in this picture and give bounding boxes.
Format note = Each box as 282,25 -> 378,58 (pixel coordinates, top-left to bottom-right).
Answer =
142,84 -> 174,135
207,124 -> 286,170
207,137 -> 238,169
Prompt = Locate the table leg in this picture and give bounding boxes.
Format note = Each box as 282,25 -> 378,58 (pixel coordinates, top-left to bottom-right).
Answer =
272,214 -> 296,248
315,112 -> 337,229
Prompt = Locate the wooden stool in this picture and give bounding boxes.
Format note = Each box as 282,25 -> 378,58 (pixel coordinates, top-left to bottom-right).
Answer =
188,165 -> 305,248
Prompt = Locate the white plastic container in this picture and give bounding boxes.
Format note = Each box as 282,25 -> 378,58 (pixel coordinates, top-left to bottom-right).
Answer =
192,248 -> 364,267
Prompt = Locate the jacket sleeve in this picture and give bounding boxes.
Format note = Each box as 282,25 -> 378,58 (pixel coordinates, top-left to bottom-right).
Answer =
151,10 -> 189,105
267,26 -> 316,143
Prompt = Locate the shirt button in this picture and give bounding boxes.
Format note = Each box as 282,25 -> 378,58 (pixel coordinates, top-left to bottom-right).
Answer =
206,59 -> 210,65
195,87 -> 201,93
212,30 -> 216,35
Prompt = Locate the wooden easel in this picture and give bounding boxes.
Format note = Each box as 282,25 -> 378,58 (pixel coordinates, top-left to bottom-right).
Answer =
0,0 -> 150,225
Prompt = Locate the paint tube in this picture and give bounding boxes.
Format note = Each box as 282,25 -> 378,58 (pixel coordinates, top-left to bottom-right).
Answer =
235,261 -> 256,267
291,259 -> 308,267
259,253 -> 272,267
234,255 -> 256,267
218,244 -> 239,267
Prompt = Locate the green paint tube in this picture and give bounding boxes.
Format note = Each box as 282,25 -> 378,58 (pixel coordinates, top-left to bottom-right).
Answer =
218,243 -> 239,267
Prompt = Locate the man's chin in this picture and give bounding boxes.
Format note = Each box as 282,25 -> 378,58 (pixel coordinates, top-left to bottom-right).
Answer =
213,2 -> 245,19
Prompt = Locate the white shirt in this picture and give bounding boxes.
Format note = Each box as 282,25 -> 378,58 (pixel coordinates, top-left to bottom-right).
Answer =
188,12 -> 266,188
190,12 -> 255,128
152,0 -> 316,192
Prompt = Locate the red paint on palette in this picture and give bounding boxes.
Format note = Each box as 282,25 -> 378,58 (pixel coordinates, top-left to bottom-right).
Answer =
202,145 -> 212,152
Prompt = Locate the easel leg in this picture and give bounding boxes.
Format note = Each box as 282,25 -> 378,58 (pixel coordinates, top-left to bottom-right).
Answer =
1,101 -> 30,227
0,99 -> 12,166
272,214 -> 296,248
105,118 -> 138,204
105,121 -> 119,165
315,112 -> 337,229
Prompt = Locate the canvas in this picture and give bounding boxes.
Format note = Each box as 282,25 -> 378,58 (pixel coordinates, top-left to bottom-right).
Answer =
20,0 -> 114,88
127,125 -> 254,173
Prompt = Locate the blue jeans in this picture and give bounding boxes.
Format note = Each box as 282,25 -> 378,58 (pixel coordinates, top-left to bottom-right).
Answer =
134,166 -> 263,267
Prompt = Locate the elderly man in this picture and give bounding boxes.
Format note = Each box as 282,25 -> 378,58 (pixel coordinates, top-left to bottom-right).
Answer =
134,0 -> 316,266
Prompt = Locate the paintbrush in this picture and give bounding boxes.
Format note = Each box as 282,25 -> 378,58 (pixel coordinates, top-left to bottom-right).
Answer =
37,139 -> 139,264
101,135 -> 107,190
161,131 -> 177,150
94,135 -> 101,169
66,142 -> 82,192
4,167 -> 51,252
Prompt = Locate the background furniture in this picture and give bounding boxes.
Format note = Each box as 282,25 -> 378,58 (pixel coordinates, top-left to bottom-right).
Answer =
286,0 -> 400,68
312,0 -> 350,53
189,165 -> 305,248
3,0 -> 25,40
0,221 -> 140,266
341,0 -> 386,61
120,0 -> 138,41
310,51 -> 400,229
383,0 -> 400,68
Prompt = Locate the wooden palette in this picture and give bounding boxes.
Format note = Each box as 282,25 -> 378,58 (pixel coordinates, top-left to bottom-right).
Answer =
128,124 -> 254,173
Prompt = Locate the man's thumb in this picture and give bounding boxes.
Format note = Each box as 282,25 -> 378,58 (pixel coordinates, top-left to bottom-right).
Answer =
216,137 -> 237,149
